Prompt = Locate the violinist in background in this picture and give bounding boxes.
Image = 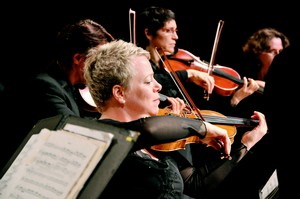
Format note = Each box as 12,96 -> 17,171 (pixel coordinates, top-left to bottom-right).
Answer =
83,39 -> 268,199
216,27 -> 290,199
136,6 -> 240,117
229,27 -> 290,117
137,6 -> 215,108
0,19 -> 114,170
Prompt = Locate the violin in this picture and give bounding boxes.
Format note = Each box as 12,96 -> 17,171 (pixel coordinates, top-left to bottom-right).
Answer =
166,48 -> 264,96
151,105 -> 258,152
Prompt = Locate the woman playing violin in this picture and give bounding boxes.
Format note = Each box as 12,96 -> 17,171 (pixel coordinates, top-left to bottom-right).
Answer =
137,6 -> 215,107
137,6 -> 236,116
83,39 -> 268,199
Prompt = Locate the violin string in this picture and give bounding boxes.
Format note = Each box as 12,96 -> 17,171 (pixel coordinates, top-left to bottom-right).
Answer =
203,115 -> 241,125
203,115 -> 256,126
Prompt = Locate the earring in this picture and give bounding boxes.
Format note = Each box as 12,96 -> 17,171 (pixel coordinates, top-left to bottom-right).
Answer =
121,99 -> 126,104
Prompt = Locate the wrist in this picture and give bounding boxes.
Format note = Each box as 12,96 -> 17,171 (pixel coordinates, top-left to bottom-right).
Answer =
230,96 -> 240,107
235,142 -> 250,162
240,142 -> 248,151
200,122 -> 208,138
186,69 -> 194,79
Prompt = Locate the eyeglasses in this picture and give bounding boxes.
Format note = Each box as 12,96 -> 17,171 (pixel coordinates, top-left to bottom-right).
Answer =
160,27 -> 178,35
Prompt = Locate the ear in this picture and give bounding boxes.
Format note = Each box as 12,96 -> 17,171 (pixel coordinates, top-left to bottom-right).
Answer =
73,53 -> 85,65
112,85 -> 125,103
144,28 -> 152,40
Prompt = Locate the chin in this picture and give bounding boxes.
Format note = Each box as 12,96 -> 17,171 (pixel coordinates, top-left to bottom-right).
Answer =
165,50 -> 174,55
151,109 -> 159,116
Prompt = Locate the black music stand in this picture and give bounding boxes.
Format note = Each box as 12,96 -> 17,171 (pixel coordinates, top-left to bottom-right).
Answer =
0,114 -> 139,199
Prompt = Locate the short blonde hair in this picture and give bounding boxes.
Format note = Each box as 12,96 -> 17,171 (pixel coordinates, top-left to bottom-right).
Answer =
84,40 -> 150,112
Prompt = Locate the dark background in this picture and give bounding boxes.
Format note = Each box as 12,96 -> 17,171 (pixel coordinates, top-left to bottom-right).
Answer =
1,0 -> 298,88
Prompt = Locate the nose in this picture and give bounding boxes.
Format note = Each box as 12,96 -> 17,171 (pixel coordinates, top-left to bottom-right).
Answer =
172,31 -> 179,39
274,49 -> 281,55
154,79 -> 162,92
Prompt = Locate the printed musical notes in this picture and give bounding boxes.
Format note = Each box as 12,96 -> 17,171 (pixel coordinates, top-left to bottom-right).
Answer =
0,127 -> 114,199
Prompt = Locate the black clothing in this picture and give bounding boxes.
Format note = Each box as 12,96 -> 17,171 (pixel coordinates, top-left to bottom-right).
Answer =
0,61 -> 100,170
151,59 -> 188,103
263,43 -> 299,198
99,117 -> 250,199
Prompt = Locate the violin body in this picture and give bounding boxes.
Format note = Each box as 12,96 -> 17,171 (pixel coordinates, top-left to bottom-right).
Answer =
153,108 -> 237,152
166,48 -> 241,96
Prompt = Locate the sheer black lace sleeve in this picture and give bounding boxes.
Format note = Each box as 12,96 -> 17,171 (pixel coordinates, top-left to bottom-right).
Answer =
100,115 -> 207,149
179,143 -> 249,198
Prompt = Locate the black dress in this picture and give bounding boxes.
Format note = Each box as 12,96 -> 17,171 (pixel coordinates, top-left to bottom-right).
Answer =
99,116 -> 249,199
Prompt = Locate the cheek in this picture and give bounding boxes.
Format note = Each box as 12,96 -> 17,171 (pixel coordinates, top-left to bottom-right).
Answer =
127,91 -> 152,114
266,55 -> 275,64
134,89 -> 149,102
130,88 -> 154,105
127,87 -> 148,105
260,54 -> 273,64
155,35 -> 167,45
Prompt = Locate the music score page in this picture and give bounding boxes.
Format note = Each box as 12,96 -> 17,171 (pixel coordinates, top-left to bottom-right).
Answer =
0,127 -> 113,199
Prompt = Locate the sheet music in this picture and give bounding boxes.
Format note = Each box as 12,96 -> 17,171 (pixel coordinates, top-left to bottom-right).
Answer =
0,127 -> 114,199
63,123 -> 113,149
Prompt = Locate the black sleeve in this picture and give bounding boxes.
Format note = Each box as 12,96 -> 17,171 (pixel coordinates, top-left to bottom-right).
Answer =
179,143 -> 248,198
174,70 -> 188,81
100,115 -> 207,149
